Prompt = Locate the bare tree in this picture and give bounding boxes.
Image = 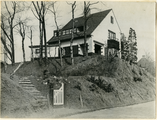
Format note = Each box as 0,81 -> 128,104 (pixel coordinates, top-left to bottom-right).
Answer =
1,33 -> 8,72
67,1 -> 76,65
1,1 -> 23,65
83,1 -> 99,57
14,17 -> 29,63
28,27 -> 34,62
31,1 -> 49,65
49,2 -> 63,67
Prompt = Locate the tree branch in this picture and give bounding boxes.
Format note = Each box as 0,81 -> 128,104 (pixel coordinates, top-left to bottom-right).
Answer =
31,9 -> 40,20
1,37 -> 12,60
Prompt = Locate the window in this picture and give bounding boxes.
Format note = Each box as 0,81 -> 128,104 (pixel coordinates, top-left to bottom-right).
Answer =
35,48 -> 45,54
35,49 -> 40,54
73,28 -> 77,33
108,30 -> 116,40
62,30 -> 66,35
42,48 -> 45,53
69,29 -> 72,34
111,16 -> 114,24
54,31 -> 57,36
59,31 -> 62,36
65,30 -> 69,34
54,30 -> 62,36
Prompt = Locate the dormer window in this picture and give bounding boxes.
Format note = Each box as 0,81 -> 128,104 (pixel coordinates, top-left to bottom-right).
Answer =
111,16 -> 114,24
54,27 -> 84,37
69,29 -> 72,34
54,31 -> 57,37
73,28 -> 77,33
65,30 -> 69,34
59,31 -> 62,36
62,30 -> 66,35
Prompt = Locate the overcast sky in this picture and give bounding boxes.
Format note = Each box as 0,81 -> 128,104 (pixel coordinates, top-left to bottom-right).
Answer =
1,1 -> 156,63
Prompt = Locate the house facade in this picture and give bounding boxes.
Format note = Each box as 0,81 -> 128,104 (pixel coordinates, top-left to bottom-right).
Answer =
29,44 -> 58,58
30,9 -> 122,58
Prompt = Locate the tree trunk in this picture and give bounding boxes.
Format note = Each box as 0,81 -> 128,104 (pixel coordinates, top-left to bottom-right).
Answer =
70,41 -> 74,65
22,39 -> 25,62
39,21 -> 43,65
42,16 -> 47,65
10,23 -> 15,65
70,3 -> 76,65
58,36 -> 63,67
30,28 -> 34,62
84,2 -> 88,57
83,23 -> 88,57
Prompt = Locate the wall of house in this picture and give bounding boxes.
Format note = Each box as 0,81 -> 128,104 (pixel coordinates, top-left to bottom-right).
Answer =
60,37 -> 93,55
92,10 -> 121,56
32,46 -> 58,58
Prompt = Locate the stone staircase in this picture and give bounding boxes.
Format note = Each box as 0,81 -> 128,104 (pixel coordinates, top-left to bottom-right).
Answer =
19,77 -> 48,104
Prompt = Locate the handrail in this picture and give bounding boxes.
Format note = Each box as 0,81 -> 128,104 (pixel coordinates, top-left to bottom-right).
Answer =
10,62 -> 23,78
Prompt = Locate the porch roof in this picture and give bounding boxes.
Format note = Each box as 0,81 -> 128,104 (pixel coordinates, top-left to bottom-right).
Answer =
29,44 -> 58,48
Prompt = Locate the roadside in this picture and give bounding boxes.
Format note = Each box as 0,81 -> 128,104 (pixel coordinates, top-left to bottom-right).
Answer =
1,56 -> 155,118
65,101 -> 155,119
27,101 -> 155,118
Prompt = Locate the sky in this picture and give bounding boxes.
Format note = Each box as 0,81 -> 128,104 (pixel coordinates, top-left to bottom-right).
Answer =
1,1 -> 156,63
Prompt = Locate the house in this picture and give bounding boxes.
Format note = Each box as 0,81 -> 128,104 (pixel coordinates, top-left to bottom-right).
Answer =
30,9 -> 122,58
29,44 -> 58,58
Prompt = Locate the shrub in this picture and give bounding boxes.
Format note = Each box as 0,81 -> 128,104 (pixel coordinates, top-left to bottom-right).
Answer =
89,84 -> 98,92
74,83 -> 82,91
134,77 -> 142,82
87,76 -> 114,92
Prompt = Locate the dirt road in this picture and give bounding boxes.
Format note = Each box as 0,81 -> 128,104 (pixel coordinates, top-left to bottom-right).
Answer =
66,101 -> 155,119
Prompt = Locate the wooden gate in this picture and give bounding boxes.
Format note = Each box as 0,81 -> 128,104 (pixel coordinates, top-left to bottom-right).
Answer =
53,83 -> 64,105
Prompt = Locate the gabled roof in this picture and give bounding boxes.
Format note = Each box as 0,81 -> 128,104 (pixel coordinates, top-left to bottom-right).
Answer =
48,9 -> 112,44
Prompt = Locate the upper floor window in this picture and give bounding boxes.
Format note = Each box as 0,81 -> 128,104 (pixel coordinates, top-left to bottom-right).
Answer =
54,31 -> 57,37
54,31 -> 60,37
111,16 -> 114,24
108,30 -> 116,40
62,30 -> 66,35
54,27 -> 84,37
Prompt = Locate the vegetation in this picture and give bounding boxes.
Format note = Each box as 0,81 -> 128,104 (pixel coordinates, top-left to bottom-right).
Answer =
121,28 -> 138,64
1,1 -> 26,65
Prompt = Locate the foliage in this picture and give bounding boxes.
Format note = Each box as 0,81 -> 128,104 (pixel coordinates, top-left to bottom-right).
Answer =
87,76 -> 114,92
121,28 -> 138,64
133,77 -> 142,82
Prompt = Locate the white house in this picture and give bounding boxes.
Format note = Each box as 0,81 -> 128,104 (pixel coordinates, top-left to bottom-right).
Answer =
30,9 -> 122,58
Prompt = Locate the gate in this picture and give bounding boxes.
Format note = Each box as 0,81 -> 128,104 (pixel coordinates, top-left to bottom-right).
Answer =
53,83 -> 64,105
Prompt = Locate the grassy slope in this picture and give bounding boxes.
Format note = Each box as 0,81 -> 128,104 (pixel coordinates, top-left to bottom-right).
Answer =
1,73 -> 46,117
4,55 -> 155,110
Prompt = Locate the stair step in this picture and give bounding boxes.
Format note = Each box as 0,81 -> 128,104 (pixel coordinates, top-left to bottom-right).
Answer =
19,81 -> 32,84
21,84 -> 35,87
23,87 -> 37,90
19,79 -> 31,82
35,95 -> 46,98
19,77 -> 48,102
32,93 -> 43,96
29,90 -> 41,93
